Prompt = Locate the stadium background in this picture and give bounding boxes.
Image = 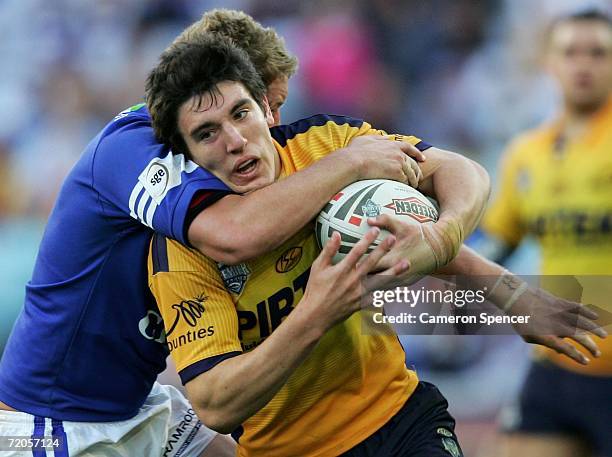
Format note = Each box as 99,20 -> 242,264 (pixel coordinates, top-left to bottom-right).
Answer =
0,0 -> 609,454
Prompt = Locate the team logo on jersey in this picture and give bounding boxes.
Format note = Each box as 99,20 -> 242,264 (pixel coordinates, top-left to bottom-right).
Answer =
361,199 -> 381,218
218,263 -> 251,294
384,197 -> 438,223
138,310 -> 166,343
275,247 -> 303,273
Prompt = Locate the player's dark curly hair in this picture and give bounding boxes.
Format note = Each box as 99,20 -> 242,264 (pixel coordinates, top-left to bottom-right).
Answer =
145,34 -> 267,155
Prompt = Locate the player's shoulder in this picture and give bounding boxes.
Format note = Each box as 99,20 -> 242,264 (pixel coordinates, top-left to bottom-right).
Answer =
270,114 -> 365,146
150,233 -> 217,276
95,103 -> 158,152
89,103 -> 200,191
82,102 -> 170,179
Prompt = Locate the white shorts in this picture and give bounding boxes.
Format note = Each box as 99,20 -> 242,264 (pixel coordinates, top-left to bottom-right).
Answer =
0,382 -> 218,456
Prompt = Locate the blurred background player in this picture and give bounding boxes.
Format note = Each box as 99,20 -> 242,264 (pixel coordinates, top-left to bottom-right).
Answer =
477,9 -> 612,457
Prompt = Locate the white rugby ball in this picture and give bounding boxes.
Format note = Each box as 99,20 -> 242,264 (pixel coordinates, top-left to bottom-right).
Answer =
315,179 -> 439,264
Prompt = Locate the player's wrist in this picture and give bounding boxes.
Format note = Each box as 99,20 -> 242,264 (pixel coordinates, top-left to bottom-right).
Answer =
427,217 -> 464,267
291,293 -> 334,339
486,269 -> 529,313
326,147 -> 363,181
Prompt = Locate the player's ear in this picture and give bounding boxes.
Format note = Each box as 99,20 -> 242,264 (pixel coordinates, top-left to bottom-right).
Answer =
262,96 -> 275,127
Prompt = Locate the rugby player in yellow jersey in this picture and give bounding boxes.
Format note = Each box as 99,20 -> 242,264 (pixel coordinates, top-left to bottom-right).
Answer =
145,35 -> 482,456
143,28 -> 606,455
479,10 -> 612,457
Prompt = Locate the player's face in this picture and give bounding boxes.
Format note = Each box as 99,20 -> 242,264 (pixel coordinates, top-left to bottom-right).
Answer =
266,76 -> 288,126
178,81 -> 279,193
548,20 -> 612,111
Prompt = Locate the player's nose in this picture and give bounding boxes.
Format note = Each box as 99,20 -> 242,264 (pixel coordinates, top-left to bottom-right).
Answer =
224,124 -> 247,155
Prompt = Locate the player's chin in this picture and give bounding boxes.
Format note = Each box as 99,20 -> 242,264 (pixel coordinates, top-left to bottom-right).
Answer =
231,175 -> 274,194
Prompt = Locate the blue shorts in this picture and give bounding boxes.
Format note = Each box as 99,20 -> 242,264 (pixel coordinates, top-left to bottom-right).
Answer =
343,381 -> 463,457
503,361 -> 612,456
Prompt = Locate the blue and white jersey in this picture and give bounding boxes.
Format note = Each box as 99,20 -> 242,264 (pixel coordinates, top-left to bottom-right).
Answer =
0,104 -> 231,421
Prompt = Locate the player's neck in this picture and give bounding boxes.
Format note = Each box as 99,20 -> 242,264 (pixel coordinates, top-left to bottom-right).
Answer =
560,98 -> 607,138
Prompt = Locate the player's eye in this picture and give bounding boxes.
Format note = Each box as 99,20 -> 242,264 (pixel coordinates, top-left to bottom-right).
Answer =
564,47 -> 577,58
198,130 -> 215,142
234,109 -> 248,121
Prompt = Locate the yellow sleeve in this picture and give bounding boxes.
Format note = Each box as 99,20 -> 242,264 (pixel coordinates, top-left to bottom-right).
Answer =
342,120 -> 429,151
278,116 -> 429,172
481,141 -> 525,246
147,235 -> 243,384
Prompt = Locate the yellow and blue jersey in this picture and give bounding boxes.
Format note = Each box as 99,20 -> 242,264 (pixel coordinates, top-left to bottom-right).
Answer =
149,114 -> 431,456
483,96 -> 612,375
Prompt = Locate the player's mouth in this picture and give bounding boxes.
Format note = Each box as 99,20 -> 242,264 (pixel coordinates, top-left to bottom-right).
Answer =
574,74 -> 594,88
233,157 -> 260,182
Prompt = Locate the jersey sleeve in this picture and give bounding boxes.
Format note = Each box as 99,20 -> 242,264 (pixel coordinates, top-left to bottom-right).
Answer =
271,114 -> 432,154
148,235 -> 242,384
91,112 -> 232,244
351,122 -> 433,152
481,140 -> 525,246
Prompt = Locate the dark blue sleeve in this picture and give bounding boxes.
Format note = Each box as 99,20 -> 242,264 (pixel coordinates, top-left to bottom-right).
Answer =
178,352 -> 242,384
90,114 -> 231,244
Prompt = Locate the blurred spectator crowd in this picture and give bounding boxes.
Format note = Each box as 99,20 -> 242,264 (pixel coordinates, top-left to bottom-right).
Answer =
2,0 -> 609,218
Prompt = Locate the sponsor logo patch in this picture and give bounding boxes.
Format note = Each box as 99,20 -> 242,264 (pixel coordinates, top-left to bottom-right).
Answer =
163,408 -> 202,457
165,295 -> 208,335
165,294 -> 216,353
276,247 -> 303,273
130,151 -> 199,227
384,197 -> 438,223
138,310 -> 166,343
145,163 -> 169,199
